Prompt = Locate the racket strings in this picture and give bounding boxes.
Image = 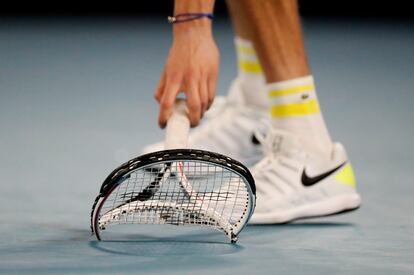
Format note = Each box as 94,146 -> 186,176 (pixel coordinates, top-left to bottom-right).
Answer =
98,160 -> 249,234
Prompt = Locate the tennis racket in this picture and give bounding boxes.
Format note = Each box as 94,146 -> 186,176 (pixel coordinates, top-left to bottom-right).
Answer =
90,99 -> 256,243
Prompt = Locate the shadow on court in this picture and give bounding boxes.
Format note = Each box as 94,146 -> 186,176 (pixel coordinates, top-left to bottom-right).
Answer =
248,221 -> 356,228
89,238 -> 242,256
87,221 -> 358,258
23,225 -> 244,257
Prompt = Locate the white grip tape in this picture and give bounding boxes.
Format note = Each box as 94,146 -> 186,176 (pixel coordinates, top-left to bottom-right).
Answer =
165,99 -> 190,149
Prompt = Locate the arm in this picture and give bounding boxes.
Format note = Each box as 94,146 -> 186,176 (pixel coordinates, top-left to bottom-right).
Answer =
155,0 -> 219,128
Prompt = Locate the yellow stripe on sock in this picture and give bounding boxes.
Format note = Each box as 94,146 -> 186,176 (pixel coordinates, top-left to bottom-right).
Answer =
270,99 -> 320,117
239,60 -> 263,74
335,163 -> 356,188
268,84 -> 315,97
237,45 -> 257,56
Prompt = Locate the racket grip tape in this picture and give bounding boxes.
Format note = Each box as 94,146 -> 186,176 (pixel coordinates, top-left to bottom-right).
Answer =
165,99 -> 190,149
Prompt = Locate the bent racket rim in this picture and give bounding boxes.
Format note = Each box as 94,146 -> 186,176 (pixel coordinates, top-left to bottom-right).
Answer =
91,149 -> 256,242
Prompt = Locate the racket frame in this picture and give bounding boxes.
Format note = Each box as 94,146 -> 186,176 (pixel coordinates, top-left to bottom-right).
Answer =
91,148 -> 256,243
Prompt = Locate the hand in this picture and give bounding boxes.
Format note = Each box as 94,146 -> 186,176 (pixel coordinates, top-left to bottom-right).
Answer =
155,21 -> 220,128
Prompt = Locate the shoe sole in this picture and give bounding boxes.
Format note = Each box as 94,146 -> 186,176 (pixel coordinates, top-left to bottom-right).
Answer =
249,193 -> 362,224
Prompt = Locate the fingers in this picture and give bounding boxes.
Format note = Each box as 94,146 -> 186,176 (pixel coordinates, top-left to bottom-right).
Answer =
157,71 -> 215,128
187,79 -> 201,127
199,79 -> 209,115
155,70 -> 166,103
207,73 -> 218,109
158,75 -> 181,128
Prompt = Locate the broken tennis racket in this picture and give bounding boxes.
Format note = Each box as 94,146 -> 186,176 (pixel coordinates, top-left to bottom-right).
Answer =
90,100 -> 256,243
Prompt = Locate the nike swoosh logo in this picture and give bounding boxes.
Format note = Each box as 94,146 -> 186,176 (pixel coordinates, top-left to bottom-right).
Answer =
301,162 -> 347,187
251,134 -> 261,145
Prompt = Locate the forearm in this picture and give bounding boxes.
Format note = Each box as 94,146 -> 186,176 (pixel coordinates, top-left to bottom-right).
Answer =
174,0 -> 215,14
156,0 -> 219,128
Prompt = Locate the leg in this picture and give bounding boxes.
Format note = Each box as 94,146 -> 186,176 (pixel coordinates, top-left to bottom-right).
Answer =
236,0 -> 310,82
229,0 -> 310,82
232,0 -> 361,224
233,0 -> 332,158
226,0 -> 251,41
225,0 -> 268,110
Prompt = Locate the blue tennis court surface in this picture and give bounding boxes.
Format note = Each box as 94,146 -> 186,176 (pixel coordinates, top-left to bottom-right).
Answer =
0,17 -> 413,274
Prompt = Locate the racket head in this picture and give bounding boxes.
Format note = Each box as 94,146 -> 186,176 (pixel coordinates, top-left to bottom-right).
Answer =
91,149 -> 256,243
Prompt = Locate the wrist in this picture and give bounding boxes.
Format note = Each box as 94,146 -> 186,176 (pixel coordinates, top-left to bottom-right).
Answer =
172,0 -> 214,35
173,18 -> 212,37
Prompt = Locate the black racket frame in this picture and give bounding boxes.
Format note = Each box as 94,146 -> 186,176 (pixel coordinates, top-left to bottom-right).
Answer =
90,149 -> 256,235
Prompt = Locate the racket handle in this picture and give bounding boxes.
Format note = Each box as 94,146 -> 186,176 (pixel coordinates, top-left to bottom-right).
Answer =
165,99 -> 190,149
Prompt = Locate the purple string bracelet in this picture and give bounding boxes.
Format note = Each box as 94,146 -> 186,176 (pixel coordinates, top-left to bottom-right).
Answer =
168,13 -> 214,24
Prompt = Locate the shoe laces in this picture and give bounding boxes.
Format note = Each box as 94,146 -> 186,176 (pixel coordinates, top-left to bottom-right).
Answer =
253,120 -> 301,157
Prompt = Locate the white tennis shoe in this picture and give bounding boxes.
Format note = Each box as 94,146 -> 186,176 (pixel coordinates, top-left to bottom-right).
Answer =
143,78 -> 268,167
249,126 -> 361,224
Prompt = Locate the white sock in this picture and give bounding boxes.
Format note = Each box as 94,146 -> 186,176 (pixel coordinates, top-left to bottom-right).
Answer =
234,37 -> 267,110
267,75 -> 333,158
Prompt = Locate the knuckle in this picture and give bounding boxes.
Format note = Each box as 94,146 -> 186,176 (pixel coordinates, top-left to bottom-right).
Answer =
188,102 -> 200,112
161,100 -> 173,109
187,68 -> 200,79
168,71 -> 181,82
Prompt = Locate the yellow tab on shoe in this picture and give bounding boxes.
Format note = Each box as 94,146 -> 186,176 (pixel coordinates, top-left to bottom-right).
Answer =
335,163 -> 356,188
